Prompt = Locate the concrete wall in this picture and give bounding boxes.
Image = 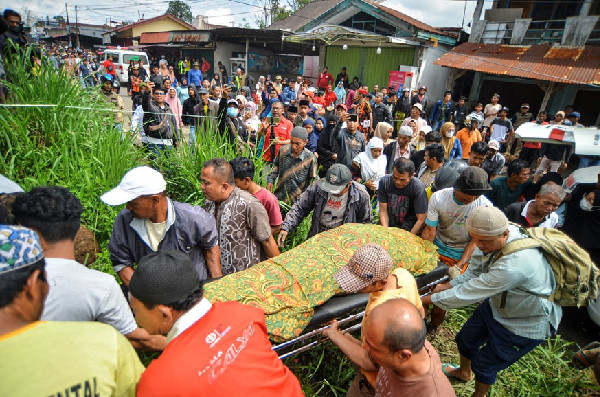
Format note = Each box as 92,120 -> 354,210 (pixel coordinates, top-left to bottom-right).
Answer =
417,46 -> 452,106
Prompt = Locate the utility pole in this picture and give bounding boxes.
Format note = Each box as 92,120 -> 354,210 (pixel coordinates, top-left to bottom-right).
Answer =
65,2 -> 71,47
75,4 -> 80,48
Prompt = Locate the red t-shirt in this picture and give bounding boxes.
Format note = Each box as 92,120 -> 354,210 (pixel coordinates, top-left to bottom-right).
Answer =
103,59 -> 115,75
317,72 -> 333,89
262,116 -> 293,162
254,188 -> 283,227
136,302 -> 303,397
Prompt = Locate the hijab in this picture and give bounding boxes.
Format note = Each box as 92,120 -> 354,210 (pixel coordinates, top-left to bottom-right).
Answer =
354,137 -> 387,184
373,122 -> 393,145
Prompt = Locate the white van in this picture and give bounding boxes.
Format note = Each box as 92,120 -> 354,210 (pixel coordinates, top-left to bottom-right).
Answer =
100,47 -> 150,84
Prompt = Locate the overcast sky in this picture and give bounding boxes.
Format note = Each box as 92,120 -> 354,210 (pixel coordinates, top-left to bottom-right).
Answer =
6,0 -> 488,31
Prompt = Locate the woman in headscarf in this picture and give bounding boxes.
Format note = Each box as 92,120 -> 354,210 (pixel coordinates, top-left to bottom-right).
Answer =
314,116 -> 326,138
159,62 -> 169,78
167,66 -> 177,87
236,95 -> 247,118
352,136 -> 387,197
334,81 -> 346,105
373,121 -> 394,146
303,119 -> 318,153
324,85 -> 338,107
243,101 -> 261,146
440,121 -> 462,160
317,114 -> 340,177
165,87 -> 183,129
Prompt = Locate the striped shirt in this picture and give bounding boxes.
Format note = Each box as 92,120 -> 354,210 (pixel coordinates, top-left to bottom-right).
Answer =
267,145 -> 317,204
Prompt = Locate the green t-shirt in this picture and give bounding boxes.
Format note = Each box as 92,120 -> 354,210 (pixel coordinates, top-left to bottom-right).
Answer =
486,176 -> 533,210
0,321 -> 144,397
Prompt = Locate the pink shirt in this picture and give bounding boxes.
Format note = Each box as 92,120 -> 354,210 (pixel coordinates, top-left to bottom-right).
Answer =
253,188 -> 283,227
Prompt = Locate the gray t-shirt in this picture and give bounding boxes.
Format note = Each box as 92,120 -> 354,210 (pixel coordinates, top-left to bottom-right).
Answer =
320,192 -> 349,231
41,257 -> 137,335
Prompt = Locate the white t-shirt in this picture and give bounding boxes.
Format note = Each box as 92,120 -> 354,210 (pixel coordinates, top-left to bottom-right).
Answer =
42,257 -> 137,335
426,188 -> 492,259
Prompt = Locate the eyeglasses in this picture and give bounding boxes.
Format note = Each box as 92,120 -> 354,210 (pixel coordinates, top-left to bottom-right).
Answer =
154,92 -> 165,96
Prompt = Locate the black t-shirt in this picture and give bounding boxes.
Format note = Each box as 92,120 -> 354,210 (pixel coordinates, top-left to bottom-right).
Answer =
378,176 -> 428,230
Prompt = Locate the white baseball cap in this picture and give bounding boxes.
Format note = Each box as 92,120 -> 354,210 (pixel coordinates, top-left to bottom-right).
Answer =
100,166 -> 166,206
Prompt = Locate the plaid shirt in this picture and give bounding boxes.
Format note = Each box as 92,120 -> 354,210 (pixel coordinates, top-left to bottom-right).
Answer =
267,145 -> 317,204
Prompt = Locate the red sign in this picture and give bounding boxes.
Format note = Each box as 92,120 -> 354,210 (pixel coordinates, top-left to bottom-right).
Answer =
549,128 -> 565,141
388,71 -> 413,92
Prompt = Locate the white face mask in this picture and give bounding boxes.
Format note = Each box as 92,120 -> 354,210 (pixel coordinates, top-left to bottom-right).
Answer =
580,197 -> 595,211
445,131 -> 454,138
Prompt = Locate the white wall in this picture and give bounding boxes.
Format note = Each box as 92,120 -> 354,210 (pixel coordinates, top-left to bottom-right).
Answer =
214,41 -> 247,79
417,45 -> 452,104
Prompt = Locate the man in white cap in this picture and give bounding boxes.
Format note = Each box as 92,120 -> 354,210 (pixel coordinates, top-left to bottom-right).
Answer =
384,125 -> 414,174
101,166 -> 221,286
481,139 -> 505,181
277,163 -> 371,245
422,206 -> 561,397
401,103 -> 428,130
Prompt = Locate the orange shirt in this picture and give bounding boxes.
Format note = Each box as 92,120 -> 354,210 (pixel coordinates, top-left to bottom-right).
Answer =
455,127 -> 482,159
262,116 -> 293,162
136,302 -> 303,397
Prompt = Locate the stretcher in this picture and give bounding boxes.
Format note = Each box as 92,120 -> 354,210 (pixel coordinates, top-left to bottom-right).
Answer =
272,264 -> 449,359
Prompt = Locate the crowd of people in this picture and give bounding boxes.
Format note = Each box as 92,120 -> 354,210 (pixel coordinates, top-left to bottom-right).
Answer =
2,7 -> 600,397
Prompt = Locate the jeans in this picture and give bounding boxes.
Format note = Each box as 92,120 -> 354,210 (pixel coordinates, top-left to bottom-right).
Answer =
455,299 -> 544,385
432,119 -> 445,132
189,124 -> 196,145
145,143 -> 173,159
578,156 -> 600,169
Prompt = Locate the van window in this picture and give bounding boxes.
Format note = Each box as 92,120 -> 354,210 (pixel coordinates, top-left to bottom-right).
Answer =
124,54 -> 148,64
105,53 -> 120,62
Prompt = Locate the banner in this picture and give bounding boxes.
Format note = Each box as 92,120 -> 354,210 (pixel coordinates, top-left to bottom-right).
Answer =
387,71 -> 413,92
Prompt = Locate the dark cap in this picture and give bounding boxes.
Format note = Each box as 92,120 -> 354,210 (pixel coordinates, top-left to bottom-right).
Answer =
129,250 -> 200,305
453,166 -> 492,196
288,105 -> 298,113
320,164 -> 352,194
299,99 -> 310,107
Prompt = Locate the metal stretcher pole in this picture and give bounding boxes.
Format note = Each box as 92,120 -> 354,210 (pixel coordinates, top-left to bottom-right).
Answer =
274,274 -> 450,359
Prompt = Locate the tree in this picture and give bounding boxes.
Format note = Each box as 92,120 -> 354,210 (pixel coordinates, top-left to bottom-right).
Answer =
166,0 -> 193,23
20,7 -> 38,25
239,18 -> 251,29
53,15 -> 65,23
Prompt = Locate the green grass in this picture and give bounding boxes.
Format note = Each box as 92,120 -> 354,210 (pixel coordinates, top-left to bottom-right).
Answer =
3,49 -> 600,397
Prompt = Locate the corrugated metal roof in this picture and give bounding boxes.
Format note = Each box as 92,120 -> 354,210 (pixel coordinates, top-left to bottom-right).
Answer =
268,0 -> 344,31
434,43 -> 600,85
267,0 -> 446,35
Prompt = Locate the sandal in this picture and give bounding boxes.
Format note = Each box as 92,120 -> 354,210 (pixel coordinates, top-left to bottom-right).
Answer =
572,341 -> 600,370
442,363 -> 465,382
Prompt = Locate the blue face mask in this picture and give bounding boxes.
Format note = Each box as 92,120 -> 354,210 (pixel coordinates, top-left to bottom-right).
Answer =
227,107 -> 239,117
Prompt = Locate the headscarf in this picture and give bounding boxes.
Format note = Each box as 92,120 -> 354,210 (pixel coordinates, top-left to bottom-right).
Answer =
374,122 -> 393,145
353,137 -> 387,185
165,88 -> 183,128
314,116 -> 326,136
440,122 -> 457,159
334,82 -> 346,101
244,101 -> 260,132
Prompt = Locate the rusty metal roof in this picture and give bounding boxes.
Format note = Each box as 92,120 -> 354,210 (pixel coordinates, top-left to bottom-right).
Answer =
434,43 -> 600,85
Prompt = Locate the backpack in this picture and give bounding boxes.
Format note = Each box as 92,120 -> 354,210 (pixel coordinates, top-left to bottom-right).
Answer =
496,225 -> 600,307
107,63 -> 114,72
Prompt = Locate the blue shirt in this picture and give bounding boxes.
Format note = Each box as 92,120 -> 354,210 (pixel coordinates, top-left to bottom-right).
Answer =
187,68 -> 203,87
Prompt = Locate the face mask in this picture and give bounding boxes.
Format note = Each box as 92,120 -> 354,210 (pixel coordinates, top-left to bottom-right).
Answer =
580,197 -> 595,212
445,131 -> 454,138
227,107 -> 239,117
